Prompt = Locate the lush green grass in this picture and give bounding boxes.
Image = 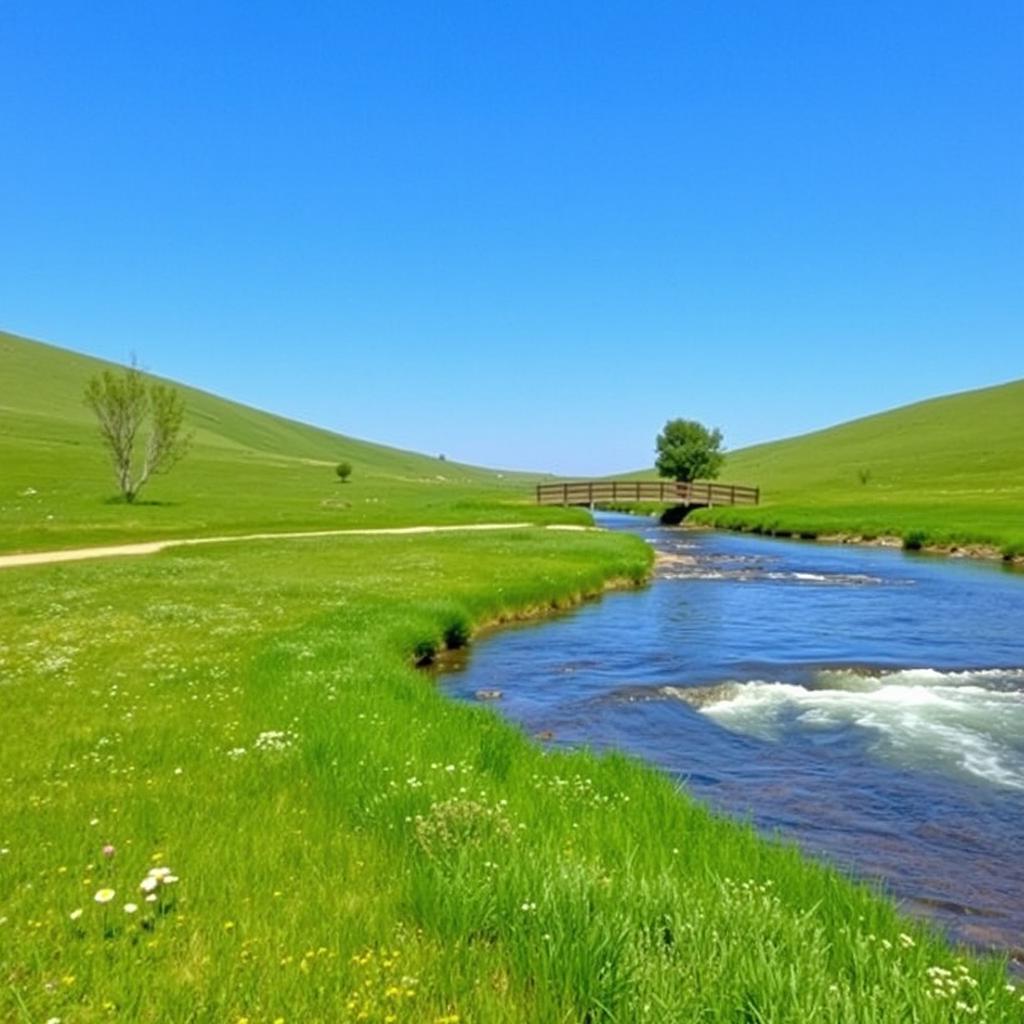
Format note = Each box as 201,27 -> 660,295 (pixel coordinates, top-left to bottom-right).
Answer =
626,380 -> 1024,554
3,529 -> 1021,1023
5,331 -> 1021,1020
1,330 -> 574,553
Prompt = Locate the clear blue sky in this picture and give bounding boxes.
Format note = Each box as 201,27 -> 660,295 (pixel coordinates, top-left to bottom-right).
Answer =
2,2 -> 1021,475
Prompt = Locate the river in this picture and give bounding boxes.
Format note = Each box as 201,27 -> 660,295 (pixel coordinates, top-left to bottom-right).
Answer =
441,513 -> 1024,960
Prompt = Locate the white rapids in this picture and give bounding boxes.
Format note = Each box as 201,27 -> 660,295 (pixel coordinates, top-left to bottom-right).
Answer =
671,668 -> 1024,791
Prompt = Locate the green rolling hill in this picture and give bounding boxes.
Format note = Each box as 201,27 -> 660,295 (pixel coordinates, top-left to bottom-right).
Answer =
692,379 -> 1024,555
0,330 -> 567,553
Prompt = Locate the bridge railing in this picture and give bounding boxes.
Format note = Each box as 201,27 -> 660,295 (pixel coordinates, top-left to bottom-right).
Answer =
535,480 -> 760,507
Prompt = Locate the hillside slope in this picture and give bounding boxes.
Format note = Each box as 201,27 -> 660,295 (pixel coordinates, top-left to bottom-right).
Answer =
695,379 -> 1024,554
0,330 -> 567,552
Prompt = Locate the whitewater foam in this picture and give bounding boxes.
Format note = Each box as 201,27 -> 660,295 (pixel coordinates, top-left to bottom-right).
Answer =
681,668 -> 1024,791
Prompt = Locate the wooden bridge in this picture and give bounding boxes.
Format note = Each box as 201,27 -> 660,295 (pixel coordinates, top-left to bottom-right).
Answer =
536,479 -> 760,508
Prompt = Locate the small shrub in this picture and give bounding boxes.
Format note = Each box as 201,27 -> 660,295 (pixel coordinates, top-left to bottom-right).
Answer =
414,797 -> 513,859
413,638 -> 437,665
903,530 -> 927,551
443,616 -> 471,650
335,461 -> 352,482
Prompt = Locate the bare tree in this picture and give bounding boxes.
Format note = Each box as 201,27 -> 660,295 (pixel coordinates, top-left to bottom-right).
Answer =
84,363 -> 191,503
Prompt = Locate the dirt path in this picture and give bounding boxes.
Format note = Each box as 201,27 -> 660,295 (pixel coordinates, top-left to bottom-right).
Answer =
0,522 -> 589,570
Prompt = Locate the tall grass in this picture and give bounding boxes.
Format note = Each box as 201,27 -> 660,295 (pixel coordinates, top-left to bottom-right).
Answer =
1,529 -> 1019,1022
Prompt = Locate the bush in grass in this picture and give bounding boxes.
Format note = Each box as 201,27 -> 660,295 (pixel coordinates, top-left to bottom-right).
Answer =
903,530 -> 927,551
336,460 -> 352,483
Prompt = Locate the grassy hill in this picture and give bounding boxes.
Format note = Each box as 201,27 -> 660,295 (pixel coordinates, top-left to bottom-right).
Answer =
0,330 -> 570,552
4,333 -> 1020,1020
657,381 -> 1024,556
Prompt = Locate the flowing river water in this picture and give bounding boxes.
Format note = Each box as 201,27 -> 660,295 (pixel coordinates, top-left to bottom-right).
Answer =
441,513 -> 1024,961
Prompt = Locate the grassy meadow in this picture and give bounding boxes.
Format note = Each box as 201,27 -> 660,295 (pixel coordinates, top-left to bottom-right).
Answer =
0,331 -> 576,555
691,379 -> 1024,556
4,530 -> 1022,1023
3,333 -> 1023,1021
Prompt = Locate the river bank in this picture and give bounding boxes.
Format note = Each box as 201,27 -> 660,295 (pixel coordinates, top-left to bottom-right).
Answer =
691,503 -> 1024,563
3,526 -> 1021,1021
445,514 -> 1024,970
596,501 -> 1024,566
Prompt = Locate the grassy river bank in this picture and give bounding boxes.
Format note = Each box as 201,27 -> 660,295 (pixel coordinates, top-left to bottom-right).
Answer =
3,526 -> 1021,1023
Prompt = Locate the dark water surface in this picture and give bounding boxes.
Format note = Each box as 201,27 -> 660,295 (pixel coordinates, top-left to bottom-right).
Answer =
442,514 -> 1024,958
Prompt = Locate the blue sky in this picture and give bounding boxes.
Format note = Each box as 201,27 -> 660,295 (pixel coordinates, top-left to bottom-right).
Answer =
2,2 -> 1021,475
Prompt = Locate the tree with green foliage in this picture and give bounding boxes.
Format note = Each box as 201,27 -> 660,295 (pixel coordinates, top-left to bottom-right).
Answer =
335,461 -> 353,482
84,363 -> 191,503
655,418 -> 725,482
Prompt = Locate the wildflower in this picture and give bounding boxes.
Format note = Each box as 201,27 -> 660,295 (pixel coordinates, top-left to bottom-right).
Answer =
149,866 -> 171,880
69,908 -> 83,921
140,877 -> 159,893
898,932 -> 915,948
94,888 -> 115,904
145,894 -> 158,904
102,844 -> 116,859
123,903 -> 138,914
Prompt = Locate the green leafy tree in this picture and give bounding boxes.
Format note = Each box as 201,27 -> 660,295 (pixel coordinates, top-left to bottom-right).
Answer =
335,461 -> 353,482
84,363 -> 191,503
655,418 -> 725,482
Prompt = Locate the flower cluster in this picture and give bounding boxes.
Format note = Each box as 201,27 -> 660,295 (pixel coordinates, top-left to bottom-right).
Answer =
69,863 -> 178,923
924,964 -> 980,1012
253,730 -> 296,754
139,865 -> 179,901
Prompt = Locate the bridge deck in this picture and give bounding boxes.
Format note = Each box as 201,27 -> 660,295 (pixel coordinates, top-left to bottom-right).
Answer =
536,480 -> 759,507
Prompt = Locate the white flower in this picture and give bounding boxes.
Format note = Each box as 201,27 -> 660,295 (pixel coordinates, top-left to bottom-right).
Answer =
94,888 -> 115,904
123,902 -> 138,914
148,867 -> 171,880
140,876 -> 159,893
69,908 -> 83,921
161,874 -> 178,885
145,893 -> 158,903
